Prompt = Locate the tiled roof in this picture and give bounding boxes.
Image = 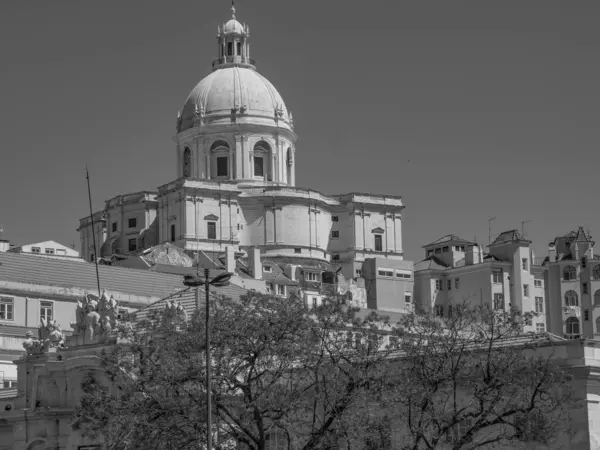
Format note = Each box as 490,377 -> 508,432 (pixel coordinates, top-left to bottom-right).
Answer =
134,282 -> 250,322
0,251 -> 186,298
490,230 -> 530,246
0,324 -> 38,337
573,226 -> 593,243
422,235 -> 475,248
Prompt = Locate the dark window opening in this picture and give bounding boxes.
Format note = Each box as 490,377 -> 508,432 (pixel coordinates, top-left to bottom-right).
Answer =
236,42 -> 242,55
128,218 -> 137,228
170,224 -> 176,242
183,147 -> 191,177
207,222 -> 217,240
217,157 -> 228,177
374,234 -> 383,251
254,156 -> 264,177
112,222 -> 117,232
128,238 -> 137,252
227,42 -> 233,56
331,230 -> 339,238
294,248 -> 301,254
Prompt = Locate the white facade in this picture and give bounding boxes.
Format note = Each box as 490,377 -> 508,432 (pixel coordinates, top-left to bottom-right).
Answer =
7,240 -> 80,260
77,6 -> 410,308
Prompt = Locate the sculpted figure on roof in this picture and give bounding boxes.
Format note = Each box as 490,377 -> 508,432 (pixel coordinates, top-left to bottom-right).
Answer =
69,290 -> 120,345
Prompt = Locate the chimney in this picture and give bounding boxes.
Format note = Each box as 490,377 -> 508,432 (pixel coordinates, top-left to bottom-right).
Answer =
225,246 -> 235,273
248,247 -> 262,280
283,264 -> 297,281
0,240 -> 9,252
548,243 -> 556,262
465,244 -> 481,266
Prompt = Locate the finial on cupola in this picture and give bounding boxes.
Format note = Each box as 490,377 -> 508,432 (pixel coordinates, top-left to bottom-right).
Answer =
231,0 -> 236,19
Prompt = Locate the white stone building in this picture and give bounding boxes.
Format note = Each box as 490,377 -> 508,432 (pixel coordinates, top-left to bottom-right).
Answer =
5,240 -> 81,261
78,5 -> 412,311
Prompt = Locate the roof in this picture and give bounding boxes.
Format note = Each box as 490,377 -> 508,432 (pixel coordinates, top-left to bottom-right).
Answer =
572,226 -> 593,243
489,229 -> 531,246
0,251 -> 186,299
134,281 -> 250,322
422,235 -> 475,248
414,256 -> 449,272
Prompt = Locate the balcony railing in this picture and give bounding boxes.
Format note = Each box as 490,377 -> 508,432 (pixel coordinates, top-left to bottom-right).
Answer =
212,56 -> 255,68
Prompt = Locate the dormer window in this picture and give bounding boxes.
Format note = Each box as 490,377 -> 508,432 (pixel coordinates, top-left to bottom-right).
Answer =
263,265 -> 272,273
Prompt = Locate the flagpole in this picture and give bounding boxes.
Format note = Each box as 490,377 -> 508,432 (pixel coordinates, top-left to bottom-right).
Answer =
86,166 -> 102,297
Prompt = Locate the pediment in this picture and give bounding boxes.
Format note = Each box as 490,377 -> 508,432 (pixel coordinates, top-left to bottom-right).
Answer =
371,227 -> 385,234
204,214 -> 219,221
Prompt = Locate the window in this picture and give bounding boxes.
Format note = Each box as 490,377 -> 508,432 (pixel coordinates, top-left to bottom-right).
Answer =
427,249 -> 433,257
128,218 -> 137,228
595,290 -> 600,306
492,269 -> 502,283
40,301 -> 53,322
56,249 -> 66,256
207,222 -> 217,240
332,254 -> 340,261
170,224 -> 176,242
294,248 -> 301,254
522,258 -> 528,271
435,279 -> 443,290
493,293 -> 504,310
564,290 -> 579,307
396,270 -> 411,279
45,248 -> 55,254
263,265 -> 272,273
597,317 -> 600,333
236,41 -> 242,55
277,285 -> 285,296
534,279 -> 542,287
585,309 -> 590,321
404,293 -> 412,304
442,246 -> 449,252
265,430 -> 288,450
332,216 -> 339,222
227,42 -> 233,56
447,279 -> 452,291
583,283 -> 589,294
311,297 -> 318,308
455,245 -> 461,251
331,230 -> 339,238
306,272 -> 320,282
0,297 -> 13,321
182,147 -> 191,177
216,156 -> 228,177
267,283 -> 274,293
374,234 -> 383,251
435,305 -> 444,317
434,248 -> 442,254
448,304 -> 453,318
535,297 -> 544,313
90,253 -> 95,262
31,247 -> 41,253
112,222 -> 117,232
254,156 -> 264,177
3,380 -> 16,388
565,317 -> 580,337
523,284 -> 529,297
377,269 -> 394,277
536,323 -> 545,333
563,265 -> 577,281
128,238 -> 137,252
355,269 -> 362,277
455,278 -> 460,289
593,265 -> 600,280
457,417 -> 474,438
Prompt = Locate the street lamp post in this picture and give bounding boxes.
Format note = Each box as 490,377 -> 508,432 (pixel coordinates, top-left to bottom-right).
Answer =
184,269 -> 232,450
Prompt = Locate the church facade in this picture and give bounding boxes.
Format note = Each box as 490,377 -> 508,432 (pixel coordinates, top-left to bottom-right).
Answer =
78,5 -> 413,312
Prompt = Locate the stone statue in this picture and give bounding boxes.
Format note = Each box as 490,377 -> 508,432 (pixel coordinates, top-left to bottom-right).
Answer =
162,299 -> 188,328
69,290 -> 120,345
22,331 -> 45,355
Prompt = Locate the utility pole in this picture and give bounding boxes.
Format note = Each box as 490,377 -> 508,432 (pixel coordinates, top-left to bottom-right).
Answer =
521,220 -> 532,238
488,217 -> 496,245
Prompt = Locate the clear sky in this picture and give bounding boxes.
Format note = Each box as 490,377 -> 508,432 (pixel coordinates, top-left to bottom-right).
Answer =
0,0 -> 598,263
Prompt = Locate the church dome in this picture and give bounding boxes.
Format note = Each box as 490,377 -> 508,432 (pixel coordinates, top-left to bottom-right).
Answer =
223,18 -> 244,34
178,66 -> 292,132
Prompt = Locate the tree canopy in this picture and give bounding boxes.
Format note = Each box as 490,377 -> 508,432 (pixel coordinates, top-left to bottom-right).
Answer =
73,293 -> 576,450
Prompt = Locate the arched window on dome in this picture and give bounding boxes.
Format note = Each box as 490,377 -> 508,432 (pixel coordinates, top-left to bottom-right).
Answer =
182,147 -> 191,178
286,147 -> 293,185
210,140 -> 231,179
253,140 -> 271,180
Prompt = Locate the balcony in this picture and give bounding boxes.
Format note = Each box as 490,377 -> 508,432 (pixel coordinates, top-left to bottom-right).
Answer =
212,56 -> 255,68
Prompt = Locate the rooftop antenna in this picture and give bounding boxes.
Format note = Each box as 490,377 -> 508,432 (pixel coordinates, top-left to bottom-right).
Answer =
488,217 -> 496,245
521,220 -> 532,238
86,166 -> 102,297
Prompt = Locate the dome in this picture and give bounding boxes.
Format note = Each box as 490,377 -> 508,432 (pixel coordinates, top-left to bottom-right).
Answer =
178,66 -> 292,132
223,18 -> 244,34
